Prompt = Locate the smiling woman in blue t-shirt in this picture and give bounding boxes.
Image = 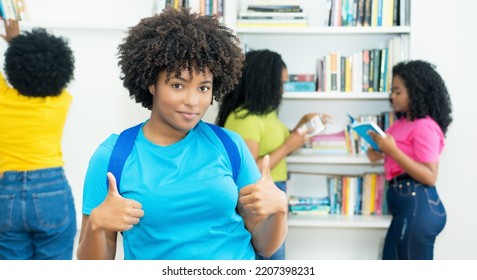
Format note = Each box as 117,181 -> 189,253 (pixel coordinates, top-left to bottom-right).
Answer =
77,8 -> 288,260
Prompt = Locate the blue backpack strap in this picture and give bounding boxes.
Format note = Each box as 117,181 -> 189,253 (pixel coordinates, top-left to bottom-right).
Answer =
107,123 -> 143,193
108,122 -> 240,194
206,123 -> 240,182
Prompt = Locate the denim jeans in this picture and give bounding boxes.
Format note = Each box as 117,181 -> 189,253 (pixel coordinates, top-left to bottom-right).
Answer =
382,177 -> 446,260
257,180 -> 286,260
0,167 -> 77,260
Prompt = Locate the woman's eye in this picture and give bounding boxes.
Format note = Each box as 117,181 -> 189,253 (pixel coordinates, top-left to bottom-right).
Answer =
171,83 -> 183,89
199,86 -> 210,92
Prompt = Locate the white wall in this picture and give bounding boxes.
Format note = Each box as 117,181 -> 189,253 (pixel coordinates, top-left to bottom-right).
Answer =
6,0 -> 476,259
410,0 -> 477,259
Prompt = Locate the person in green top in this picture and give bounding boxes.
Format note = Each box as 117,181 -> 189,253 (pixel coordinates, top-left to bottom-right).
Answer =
216,49 -> 330,260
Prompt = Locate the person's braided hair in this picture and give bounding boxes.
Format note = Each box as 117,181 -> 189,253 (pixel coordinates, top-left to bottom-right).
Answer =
117,7 -> 244,110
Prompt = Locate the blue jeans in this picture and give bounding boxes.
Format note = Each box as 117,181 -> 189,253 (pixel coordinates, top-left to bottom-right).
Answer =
382,177 -> 446,260
0,167 -> 77,260
257,180 -> 286,260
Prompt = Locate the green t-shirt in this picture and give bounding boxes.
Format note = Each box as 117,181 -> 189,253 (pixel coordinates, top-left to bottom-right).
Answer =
224,108 -> 290,182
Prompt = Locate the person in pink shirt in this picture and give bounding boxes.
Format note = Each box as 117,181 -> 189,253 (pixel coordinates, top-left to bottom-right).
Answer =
367,60 -> 453,260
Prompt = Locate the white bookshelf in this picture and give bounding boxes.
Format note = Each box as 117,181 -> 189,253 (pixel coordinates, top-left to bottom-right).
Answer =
232,0 -> 411,259
288,214 -> 391,228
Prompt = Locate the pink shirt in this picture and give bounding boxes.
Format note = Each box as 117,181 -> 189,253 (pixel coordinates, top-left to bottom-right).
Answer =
384,116 -> 445,180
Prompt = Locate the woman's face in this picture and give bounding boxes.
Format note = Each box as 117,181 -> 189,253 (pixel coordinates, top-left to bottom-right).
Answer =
390,75 -> 410,115
148,67 -> 213,134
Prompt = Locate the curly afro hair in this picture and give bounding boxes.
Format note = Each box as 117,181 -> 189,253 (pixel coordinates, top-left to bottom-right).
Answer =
216,49 -> 286,127
392,60 -> 453,136
4,28 -> 75,97
117,7 -> 244,110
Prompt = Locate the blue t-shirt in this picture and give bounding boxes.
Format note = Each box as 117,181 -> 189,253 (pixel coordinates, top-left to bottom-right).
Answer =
82,120 -> 261,260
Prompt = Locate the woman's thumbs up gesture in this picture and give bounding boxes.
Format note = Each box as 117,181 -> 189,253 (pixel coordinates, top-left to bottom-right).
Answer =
239,155 -> 288,218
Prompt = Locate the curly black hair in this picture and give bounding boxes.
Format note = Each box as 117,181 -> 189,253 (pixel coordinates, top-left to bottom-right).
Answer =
117,8 -> 244,110
392,60 -> 453,136
216,49 -> 286,127
4,28 -> 75,97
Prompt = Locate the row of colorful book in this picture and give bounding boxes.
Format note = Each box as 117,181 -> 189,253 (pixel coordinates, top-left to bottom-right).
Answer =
315,36 -> 401,93
153,0 -> 224,18
288,173 -> 388,216
328,173 -> 389,216
282,36 -> 401,93
327,0 -> 409,27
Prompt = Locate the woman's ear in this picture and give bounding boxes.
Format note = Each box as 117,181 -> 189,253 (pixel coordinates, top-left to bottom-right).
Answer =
148,84 -> 155,95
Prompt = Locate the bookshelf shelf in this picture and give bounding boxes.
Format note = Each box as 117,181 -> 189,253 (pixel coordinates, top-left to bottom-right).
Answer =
283,92 -> 390,100
287,153 -> 383,165
235,26 -> 411,35
288,214 -> 392,228
20,21 -> 129,31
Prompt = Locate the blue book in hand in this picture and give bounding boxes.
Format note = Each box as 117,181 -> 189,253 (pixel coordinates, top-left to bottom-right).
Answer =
348,114 -> 386,151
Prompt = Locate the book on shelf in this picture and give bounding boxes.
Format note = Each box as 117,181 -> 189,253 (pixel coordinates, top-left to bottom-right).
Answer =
246,5 -> 303,13
329,52 -> 340,91
289,206 -> 331,216
288,195 -> 330,206
378,47 -> 388,92
289,74 -> 315,82
340,56 -> 346,92
364,0 -> 372,26
371,49 -> 381,92
238,11 -> 306,20
236,18 -> 307,27
283,81 -> 315,92
356,0 -> 365,26
315,59 -> 324,91
348,114 -> 386,151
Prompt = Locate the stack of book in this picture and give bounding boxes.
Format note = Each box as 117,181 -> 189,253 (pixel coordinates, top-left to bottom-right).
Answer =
237,1 -> 308,27
288,195 -> 331,216
284,74 -> 316,92
295,130 -> 348,155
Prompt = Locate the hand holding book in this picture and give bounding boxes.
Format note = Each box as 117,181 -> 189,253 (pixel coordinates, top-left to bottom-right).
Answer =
348,114 -> 386,151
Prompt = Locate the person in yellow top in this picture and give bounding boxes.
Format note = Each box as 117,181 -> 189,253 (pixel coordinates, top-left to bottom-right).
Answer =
0,19 -> 76,259
216,49 -> 331,260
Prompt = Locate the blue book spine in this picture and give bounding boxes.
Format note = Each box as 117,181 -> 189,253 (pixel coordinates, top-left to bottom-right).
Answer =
284,81 -> 316,92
